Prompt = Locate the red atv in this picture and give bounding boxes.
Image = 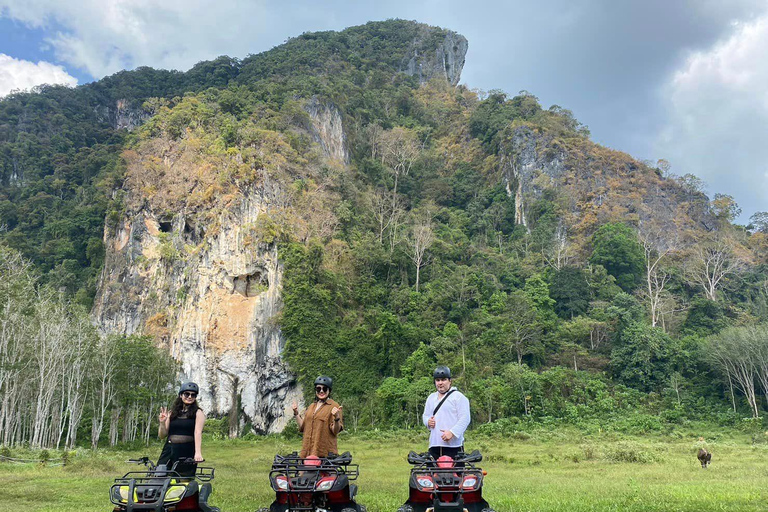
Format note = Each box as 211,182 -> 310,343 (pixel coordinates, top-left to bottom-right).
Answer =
257,452 -> 366,512
398,450 -> 495,512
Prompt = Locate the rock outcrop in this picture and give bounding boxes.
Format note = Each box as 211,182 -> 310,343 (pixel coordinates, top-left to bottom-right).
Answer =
304,98 -> 348,164
95,99 -> 150,131
91,97 -> 347,433
499,125 -> 717,244
93,182 -> 303,433
401,29 -> 468,86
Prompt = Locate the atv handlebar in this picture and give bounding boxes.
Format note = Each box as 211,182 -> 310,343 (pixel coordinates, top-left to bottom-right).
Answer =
407,450 -> 483,465
274,451 -> 352,467
126,457 -> 153,466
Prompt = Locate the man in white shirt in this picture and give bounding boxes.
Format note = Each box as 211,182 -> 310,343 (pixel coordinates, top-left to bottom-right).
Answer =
422,366 -> 471,459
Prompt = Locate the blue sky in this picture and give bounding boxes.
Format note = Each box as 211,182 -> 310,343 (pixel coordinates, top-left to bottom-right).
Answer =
1,0 -> 766,222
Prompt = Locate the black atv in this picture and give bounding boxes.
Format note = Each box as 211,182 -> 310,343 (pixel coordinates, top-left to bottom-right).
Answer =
398,450 -> 495,512
257,452 -> 366,512
109,456 -> 220,512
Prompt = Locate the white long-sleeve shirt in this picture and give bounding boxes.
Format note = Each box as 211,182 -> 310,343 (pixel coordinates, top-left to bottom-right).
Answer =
422,387 -> 471,448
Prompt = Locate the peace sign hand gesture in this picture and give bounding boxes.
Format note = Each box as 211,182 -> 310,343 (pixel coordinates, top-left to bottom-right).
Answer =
159,406 -> 169,423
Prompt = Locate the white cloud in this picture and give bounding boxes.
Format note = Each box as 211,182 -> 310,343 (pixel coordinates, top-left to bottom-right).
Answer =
0,0 -> 288,78
0,53 -> 77,97
657,15 -> 768,220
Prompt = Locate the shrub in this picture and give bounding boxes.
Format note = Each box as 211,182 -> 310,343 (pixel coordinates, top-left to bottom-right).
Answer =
606,442 -> 658,464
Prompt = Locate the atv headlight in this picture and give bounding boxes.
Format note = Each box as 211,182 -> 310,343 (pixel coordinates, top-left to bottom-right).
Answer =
111,486 -> 130,502
462,476 -> 478,489
315,479 -> 334,491
416,477 -> 434,489
165,485 -> 187,501
274,475 -> 289,490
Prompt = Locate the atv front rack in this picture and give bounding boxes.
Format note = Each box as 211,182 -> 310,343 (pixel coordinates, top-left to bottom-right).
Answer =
268,453 -> 359,511
407,451 -> 484,497
110,466 -> 216,511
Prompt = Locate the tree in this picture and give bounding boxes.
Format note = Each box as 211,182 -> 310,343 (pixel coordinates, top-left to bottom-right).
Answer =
638,226 -> 676,328
685,235 -> 747,301
590,223 -> 645,292
543,221 -> 574,270
749,212 -> 768,233
406,211 -> 435,293
380,127 -> 420,207
705,325 -> 763,418
501,292 -> 542,365
711,194 -> 742,224
611,323 -> 680,392
550,266 -> 590,319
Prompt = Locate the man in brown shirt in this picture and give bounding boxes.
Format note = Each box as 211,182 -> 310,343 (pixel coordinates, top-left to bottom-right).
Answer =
292,376 -> 343,458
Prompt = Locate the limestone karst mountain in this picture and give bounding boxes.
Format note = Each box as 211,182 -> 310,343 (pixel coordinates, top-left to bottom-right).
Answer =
1,19 -> 764,436
91,21 -> 470,432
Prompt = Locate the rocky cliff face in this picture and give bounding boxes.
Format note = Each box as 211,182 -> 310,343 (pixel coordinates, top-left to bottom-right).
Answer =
401,29 -> 468,86
94,99 -> 150,131
93,185 -> 302,433
499,125 -> 717,244
92,102 -> 345,433
304,98 -> 348,164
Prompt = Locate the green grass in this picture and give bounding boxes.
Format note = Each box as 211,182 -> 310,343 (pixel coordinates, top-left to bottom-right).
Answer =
1,430 -> 767,511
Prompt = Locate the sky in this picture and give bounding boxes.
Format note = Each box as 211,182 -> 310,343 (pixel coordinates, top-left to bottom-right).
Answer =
0,0 -> 766,222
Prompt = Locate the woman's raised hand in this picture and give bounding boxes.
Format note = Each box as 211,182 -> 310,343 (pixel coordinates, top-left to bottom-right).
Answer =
159,406 -> 169,423
292,402 -> 299,415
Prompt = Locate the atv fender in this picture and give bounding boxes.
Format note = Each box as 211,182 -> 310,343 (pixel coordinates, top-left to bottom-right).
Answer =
198,482 -> 220,512
183,480 -> 199,497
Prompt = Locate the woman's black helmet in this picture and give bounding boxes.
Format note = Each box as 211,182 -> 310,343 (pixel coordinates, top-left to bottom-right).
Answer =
179,382 -> 199,395
433,366 -> 452,380
314,376 -> 333,389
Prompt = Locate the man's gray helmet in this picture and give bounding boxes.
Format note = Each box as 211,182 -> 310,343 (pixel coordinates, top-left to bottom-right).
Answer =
314,376 -> 333,389
179,382 -> 199,395
433,366 -> 451,380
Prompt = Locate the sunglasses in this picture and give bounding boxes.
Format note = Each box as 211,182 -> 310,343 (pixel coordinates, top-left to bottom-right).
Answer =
315,386 -> 329,393
181,392 -> 197,398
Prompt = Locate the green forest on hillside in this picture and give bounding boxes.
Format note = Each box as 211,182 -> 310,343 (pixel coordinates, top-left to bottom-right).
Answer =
2,20 -> 768,447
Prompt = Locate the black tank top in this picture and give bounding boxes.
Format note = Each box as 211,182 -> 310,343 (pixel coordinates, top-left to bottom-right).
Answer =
168,410 -> 196,437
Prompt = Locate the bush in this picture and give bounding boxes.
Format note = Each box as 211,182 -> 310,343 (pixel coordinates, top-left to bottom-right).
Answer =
203,417 -> 229,440
606,442 -> 658,464
281,421 -> 301,440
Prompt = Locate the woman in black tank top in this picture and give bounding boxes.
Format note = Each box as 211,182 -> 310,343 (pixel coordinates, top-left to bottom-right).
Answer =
158,382 -> 206,476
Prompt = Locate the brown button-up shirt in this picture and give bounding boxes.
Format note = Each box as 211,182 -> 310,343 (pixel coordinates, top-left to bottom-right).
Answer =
299,398 -> 343,458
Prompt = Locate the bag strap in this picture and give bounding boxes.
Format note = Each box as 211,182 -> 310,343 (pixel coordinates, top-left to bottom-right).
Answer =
433,389 -> 456,416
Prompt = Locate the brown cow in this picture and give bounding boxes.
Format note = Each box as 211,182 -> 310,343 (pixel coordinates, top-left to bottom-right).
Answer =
697,448 -> 712,468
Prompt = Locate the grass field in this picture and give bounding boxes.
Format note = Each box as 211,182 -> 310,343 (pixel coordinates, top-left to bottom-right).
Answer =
1,429 -> 766,512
